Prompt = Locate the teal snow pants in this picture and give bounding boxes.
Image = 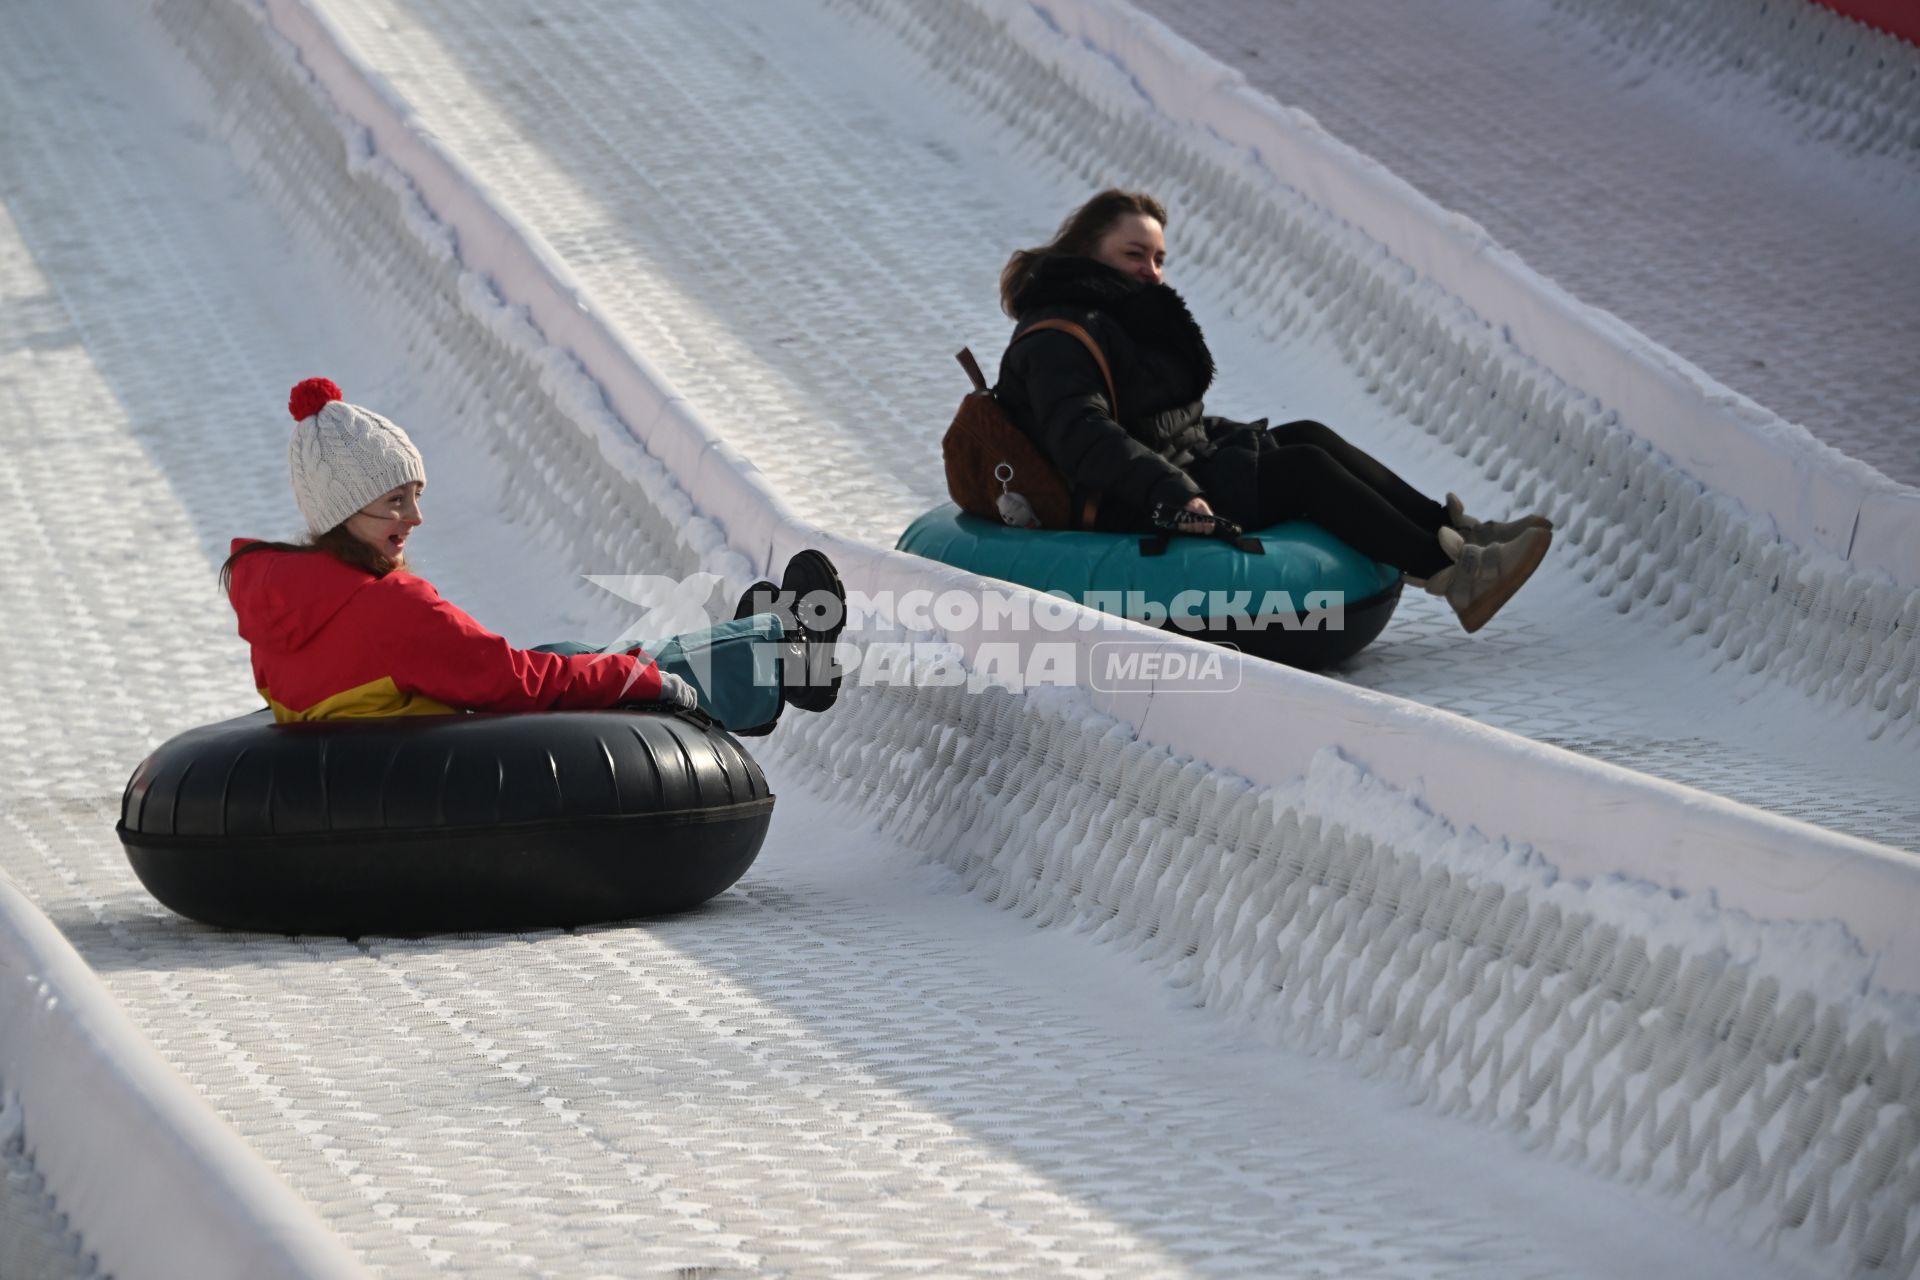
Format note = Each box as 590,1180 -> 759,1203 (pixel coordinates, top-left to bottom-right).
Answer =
536,612 -> 785,732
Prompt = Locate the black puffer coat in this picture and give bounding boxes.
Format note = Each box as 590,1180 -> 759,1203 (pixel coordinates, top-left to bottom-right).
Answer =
994,256 -> 1262,528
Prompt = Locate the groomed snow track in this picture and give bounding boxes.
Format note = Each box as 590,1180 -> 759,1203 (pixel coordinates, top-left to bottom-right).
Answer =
1,0 -> 1917,1276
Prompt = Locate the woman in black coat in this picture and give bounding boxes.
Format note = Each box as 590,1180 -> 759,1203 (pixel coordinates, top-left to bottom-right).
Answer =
994,190 -> 1551,633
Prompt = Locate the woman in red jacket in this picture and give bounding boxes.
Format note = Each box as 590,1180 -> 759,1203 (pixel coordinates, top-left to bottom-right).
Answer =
223,378 -> 841,732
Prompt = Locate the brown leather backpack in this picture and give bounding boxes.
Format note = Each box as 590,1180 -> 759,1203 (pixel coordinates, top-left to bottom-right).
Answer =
942,319 -> 1117,530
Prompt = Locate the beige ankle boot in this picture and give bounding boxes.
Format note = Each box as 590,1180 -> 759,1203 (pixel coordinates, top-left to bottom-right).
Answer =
1419,525 -> 1552,633
1445,492 -> 1553,548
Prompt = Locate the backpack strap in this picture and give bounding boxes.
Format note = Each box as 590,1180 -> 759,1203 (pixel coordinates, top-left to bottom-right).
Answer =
1010,318 -> 1120,418
1020,319 -> 1117,533
955,347 -> 991,394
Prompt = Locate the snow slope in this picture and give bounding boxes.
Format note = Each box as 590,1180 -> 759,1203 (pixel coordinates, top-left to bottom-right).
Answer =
299,0 -> 1920,855
1,0 -> 1916,1276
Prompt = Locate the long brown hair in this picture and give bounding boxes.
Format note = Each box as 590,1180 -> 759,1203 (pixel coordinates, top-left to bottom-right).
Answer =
999,189 -> 1168,317
219,524 -> 400,595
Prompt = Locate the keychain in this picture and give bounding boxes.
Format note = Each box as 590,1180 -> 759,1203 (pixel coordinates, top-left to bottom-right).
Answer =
993,462 -> 1041,528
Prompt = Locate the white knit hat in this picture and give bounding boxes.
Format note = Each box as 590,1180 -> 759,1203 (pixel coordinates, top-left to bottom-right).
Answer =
285,378 -> 427,535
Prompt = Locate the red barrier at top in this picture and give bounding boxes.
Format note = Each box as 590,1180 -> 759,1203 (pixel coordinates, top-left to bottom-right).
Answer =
1810,0 -> 1920,46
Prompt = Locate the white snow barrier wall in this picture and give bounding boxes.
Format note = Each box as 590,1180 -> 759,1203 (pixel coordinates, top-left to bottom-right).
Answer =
122,0 -> 1920,1275
0,1087 -> 102,1280
0,872 -> 368,1280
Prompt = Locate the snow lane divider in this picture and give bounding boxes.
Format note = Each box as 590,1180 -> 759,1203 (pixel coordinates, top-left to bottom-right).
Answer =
0,874 -> 368,1280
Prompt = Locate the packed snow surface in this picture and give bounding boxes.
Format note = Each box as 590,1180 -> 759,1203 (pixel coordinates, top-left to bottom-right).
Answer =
0,0 -> 1915,1276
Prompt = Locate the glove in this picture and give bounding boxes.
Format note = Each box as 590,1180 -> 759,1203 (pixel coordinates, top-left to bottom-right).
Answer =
651,670 -> 700,713
1149,500 -> 1242,539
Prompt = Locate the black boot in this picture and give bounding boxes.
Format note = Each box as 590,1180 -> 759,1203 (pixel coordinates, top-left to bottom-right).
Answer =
778,550 -> 846,713
734,579 -> 780,622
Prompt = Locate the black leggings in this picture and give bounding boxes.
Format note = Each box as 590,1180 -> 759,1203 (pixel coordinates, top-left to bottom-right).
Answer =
1199,420 -> 1452,577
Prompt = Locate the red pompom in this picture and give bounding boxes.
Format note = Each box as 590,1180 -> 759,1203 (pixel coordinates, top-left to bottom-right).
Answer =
288,377 -> 343,422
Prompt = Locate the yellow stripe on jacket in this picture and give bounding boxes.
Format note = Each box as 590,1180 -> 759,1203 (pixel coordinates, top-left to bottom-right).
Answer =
262,676 -> 457,723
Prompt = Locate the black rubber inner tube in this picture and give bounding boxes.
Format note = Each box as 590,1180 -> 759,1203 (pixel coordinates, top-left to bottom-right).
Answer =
117,708 -> 775,936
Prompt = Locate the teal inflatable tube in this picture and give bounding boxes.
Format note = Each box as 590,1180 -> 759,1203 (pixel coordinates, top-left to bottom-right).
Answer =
897,504 -> 1403,669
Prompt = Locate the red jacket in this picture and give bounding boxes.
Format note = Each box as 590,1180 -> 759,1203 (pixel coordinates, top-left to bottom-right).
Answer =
227,541 -> 661,721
